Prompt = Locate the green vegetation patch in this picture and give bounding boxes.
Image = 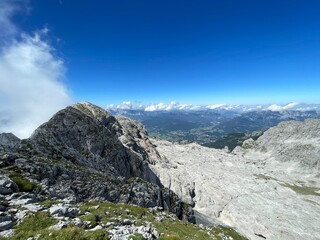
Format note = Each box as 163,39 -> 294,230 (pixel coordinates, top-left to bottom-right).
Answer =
281,183 -> 320,197
128,233 -> 145,240
210,225 -> 248,240
155,219 -> 209,240
41,227 -> 107,240
79,201 -> 147,225
155,220 -> 248,240
1,165 -> 41,193
1,200 -> 248,240
10,211 -> 57,240
10,173 -> 40,192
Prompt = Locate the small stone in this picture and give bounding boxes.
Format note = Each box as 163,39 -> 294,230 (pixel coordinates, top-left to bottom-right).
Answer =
152,228 -> 160,238
123,219 -> 134,225
49,204 -> 79,218
88,225 -> 103,231
15,210 -> 29,222
88,205 -> 99,210
0,221 -> 13,231
49,220 -> 68,230
7,208 -> 18,214
71,217 -> 83,227
24,204 -> 45,212
105,222 -> 115,227
125,209 -> 131,214
0,229 -> 15,238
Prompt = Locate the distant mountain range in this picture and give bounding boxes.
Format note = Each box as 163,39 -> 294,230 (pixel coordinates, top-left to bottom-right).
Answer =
109,106 -> 320,150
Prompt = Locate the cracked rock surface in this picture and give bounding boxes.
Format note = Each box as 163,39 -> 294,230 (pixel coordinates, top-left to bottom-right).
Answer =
151,119 -> 320,240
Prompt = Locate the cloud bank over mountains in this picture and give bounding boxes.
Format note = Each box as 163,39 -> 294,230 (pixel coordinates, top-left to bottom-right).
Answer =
107,101 -> 320,112
0,0 -> 72,139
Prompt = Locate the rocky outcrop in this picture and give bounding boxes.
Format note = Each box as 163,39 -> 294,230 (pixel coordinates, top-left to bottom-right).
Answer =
0,173 -> 19,195
115,116 -> 162,166
0,133 -> 20,151
234,119 -> 320,177
0,102 -> 194,224
151,119 -> 320,240
29,102 -> 160,183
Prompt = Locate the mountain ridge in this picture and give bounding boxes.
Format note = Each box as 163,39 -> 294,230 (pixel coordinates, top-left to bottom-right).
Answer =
0,102 -> 195,231
1,102 -> 320,239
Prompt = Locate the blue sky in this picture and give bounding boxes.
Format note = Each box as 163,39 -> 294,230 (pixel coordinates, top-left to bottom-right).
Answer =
6,0 -> 320,105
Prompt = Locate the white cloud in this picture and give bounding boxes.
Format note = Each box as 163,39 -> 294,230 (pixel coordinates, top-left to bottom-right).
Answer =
266,102 -> 300,111
0,1 -> 72,139
144,101 -> 199,111
144,102 -> 167,111
107,101 -> 145,111
107,101 -> 320,113
206,104 -> 226,109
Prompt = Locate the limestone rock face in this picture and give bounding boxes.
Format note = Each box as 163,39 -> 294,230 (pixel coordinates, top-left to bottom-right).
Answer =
115,116 -> 162,166
234,119 -> 320,178
0,102 -> 193,222
151,119 -> 320,240
30,102 -> 159,182
0,133 -> 20,151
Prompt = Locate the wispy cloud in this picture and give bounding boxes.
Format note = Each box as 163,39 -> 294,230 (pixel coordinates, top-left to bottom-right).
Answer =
0,0 -> 72,139
0,0 -> 18,38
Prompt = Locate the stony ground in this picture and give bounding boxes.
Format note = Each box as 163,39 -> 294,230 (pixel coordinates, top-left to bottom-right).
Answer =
0,186 -> 247,240
150,120 -> 320,240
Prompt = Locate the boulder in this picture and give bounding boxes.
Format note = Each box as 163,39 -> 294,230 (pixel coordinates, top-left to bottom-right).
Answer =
0,174 -> 18,195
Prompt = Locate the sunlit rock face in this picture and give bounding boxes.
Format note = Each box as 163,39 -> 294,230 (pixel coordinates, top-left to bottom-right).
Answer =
151,119 -> 320,240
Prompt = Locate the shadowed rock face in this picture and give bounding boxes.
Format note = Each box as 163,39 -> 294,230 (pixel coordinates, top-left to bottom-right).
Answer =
0,102 -> 194,222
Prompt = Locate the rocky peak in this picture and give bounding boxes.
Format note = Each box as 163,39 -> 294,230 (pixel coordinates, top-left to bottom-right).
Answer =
72,102 -> 113,125
28,102 -> 162,182
0,133 -> 20,151
0,102 -> 194,224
